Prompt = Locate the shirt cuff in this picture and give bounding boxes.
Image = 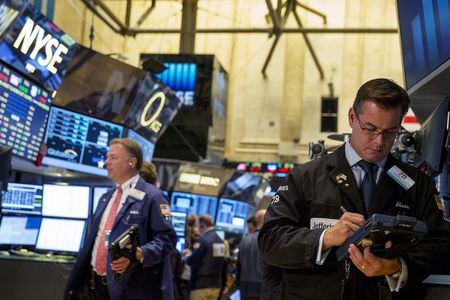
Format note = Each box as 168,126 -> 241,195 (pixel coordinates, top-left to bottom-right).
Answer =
385,258 -> 408,292
315,229 -> 331,265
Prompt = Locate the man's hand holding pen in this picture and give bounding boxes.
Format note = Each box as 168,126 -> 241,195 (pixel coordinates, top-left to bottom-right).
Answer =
322,207 -> 365,251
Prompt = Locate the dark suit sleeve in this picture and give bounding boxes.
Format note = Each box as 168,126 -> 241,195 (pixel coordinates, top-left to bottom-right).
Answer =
258,170 -> 323,269
141,192 -> 177,268
186,238 -> 207,268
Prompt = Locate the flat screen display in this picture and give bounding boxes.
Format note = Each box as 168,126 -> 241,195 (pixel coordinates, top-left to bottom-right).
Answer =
42,106 -> 123,176
52,45 -> 182,143
171,211 -> 187,237
36,217 -> 86,253
0,2 -> 77,91
413,97 -> 448,177
0,215 -> 41,246
155,62 -> 197,106
127,129 -> 155,162
215,198 -> 250,233
0,61 -> 51,161
221,172 -> 262,200
42,184 -> 90,219
170,192 -> 218,222
1,182 -> 42,215
92,186 -> 111,213
398,0 -> 450,90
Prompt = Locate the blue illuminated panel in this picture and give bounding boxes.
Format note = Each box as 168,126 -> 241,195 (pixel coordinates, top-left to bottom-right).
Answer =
0,215 -> 41,246
170,192 -> 217,222
156,63 -> 197,106
1,183 -> 43,215
215,198 -> 250,233
42,106 -> 123,176
398,0 -> 450,89
0,62 -> 51,161
171,211 -> 187,237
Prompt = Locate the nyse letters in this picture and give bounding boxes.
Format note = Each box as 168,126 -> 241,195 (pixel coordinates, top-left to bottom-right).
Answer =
13,18 -> 68,74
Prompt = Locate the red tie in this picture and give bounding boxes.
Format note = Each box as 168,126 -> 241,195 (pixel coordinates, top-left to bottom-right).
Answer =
95,186 -> 122,274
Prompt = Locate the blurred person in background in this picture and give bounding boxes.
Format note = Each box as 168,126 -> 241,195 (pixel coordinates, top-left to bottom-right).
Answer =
186,215 -> 225,300
246,216 -> 256,234
179,225 -> 201,300
237,209 -> 266,300
140,161 -> 160,188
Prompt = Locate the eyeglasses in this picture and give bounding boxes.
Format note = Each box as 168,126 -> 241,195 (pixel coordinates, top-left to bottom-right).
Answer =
355,113 -> 399,139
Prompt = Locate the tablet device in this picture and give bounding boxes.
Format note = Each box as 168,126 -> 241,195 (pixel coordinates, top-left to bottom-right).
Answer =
336,213 -> 427,261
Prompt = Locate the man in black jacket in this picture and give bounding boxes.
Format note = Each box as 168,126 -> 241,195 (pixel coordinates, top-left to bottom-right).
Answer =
258,78 -> 450,299
186,214 -> 225,300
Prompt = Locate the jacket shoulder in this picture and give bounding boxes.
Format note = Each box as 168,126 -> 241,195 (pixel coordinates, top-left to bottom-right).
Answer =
291,150 -> 339,177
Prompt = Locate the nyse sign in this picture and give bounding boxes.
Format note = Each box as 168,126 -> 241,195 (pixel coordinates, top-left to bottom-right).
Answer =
13,18 -> 69,74
175,90 -> 194,106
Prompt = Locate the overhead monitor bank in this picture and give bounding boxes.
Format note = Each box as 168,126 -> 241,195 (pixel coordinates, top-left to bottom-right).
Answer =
0,5 -> 179,175
53,45 -> 182,144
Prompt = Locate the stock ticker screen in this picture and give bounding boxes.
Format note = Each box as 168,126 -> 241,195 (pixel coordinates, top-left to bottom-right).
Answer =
0,62 -> 51,161
170,192 -> 218,222
1,182 -> 43,215
42,106 -> 123,176
0,215 -> 41,247
215,198 -> 250,234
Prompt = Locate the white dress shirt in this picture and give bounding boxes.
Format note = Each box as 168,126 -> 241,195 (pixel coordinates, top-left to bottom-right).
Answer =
91,174 -> 140,274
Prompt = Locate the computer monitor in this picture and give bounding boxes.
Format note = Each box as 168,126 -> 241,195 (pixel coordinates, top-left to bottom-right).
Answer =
1,183 -> 43,215
397,0 -> 450,91
171,211 -> 187,238
170,192 -> 218,222
36,217 -> 86,253
215,198 -> 251,234
0,62 -> 52,162
221,172 -> 262,200
0,215 -> 41,247
42,106 -> 124,176
413,98 -> 449,177
42,184 -> 90,219
0,145 -> 12,191
127,129 -> 155,162
0,2 -> 78,92
92,186 -> 112,213
154,62 -> 197,106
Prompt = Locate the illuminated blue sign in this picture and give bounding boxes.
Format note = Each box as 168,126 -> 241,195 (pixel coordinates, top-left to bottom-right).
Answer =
156,63 -> 197,106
